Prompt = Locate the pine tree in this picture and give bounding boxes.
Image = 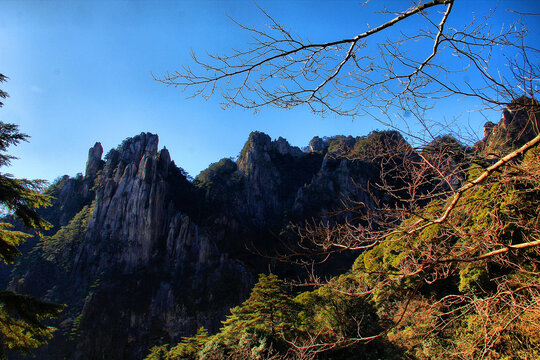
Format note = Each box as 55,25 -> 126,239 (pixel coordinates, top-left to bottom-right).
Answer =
223,273 -> 296,337
145,345 -> 169,360
0,74 -> 63,358
167,327 -> 209,359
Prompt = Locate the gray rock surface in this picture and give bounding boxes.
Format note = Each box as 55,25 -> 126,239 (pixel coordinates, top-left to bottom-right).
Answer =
85,142 -> 104,178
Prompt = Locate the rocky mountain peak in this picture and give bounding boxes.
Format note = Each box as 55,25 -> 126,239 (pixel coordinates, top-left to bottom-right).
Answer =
85,142 -> 104,178
238,131 -> 303,173
309,136 -> 327,153
238,132 -> 272,172
480,96 -> 539,155
99,133 -> 168,181
64,131 -> 252,358
117,132 -> 160,163
273,136 -> 303,157
249,131 -> 272,150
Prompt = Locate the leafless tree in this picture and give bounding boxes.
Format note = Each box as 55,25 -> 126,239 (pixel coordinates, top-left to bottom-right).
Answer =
156,0 -> 537,140
157,0 -> 540,358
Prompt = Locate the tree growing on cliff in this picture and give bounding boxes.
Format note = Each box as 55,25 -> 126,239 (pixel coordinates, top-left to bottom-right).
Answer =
222,273 -> 297,337
156,1 -> 539,358
0,74 -> 63,358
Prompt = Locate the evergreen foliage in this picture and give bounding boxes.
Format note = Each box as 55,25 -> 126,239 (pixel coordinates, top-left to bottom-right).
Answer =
221,274 -> 297,337
0,74 -> 63,358
198,274 -> 295,359
39,204 -> 93,272
168,327 -> 209,359
0,291 -> 62,358
194,157 -> 242,192
146,344 -> 169,360
144,327 -> 210,360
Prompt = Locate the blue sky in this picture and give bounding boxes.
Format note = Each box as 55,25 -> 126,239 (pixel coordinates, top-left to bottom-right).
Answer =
1,0 -> 539,182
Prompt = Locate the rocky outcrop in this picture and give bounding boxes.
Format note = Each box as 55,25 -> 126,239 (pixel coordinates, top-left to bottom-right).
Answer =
234,131 -> 371,225
77,133 -> 170,273
480,96 -> 540,155
67,133 -> 253,359
85,142 -> 104,178
293,154 -> 375,218
309,136 -> 327,153
11,133 -> 254,360
237,132 -> 283,223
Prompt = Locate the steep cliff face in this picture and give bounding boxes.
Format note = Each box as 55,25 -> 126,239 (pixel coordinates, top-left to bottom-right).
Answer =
11,130 -> 408,359
70,134 -> 254,360
77,133 -> 171,274
236,132 -> 308,224
235,131 -> 383,224
11,133 -> 253,359
481,96 -> 540,155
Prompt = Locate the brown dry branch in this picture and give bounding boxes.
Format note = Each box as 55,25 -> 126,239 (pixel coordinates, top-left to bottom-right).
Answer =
159,1 -> 540,357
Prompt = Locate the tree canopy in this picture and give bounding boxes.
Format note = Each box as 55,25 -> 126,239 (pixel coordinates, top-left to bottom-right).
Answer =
0,74 -> 62,358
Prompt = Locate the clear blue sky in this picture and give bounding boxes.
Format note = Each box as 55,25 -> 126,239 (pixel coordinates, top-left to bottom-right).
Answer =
1,0 -> 538,182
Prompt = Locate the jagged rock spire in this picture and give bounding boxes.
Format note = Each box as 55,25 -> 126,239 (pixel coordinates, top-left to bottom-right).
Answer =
85,142 -> 104,178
